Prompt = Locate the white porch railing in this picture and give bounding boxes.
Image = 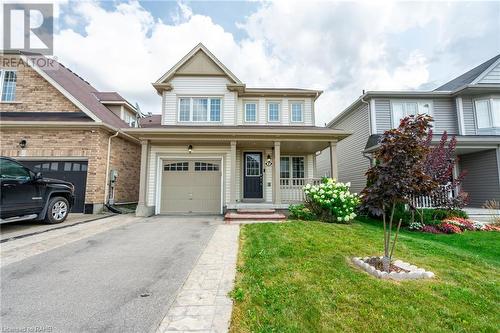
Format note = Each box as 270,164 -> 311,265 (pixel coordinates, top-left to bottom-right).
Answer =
280,178 -> 321,203
410,184 -> 456,208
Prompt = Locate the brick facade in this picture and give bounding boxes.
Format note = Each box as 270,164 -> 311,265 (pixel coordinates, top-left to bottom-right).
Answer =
0,55 -> 81,113
0,55 -> 140,212
0,128 -> 140,206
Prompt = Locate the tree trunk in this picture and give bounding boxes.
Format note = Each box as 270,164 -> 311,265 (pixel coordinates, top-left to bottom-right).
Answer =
382,256 -> 390,272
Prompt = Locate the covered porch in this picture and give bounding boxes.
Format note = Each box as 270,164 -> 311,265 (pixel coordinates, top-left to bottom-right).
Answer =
125,126 -> 350,216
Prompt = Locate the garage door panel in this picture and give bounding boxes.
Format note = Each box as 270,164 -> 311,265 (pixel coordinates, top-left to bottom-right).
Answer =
20,160 -> 87,213
160,160 -> 221,214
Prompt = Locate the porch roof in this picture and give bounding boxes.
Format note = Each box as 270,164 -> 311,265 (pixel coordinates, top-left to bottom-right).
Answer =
123,125 -> 351,153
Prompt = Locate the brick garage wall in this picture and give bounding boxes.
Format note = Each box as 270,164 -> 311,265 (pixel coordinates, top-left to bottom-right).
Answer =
0,55 -> 80,112
0,128 -> 140,207
109,135 -> 140,203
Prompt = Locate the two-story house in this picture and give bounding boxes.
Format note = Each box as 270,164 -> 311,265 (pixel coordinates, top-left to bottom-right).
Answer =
126,43 -> 350,218
0,51 -> 142,213
317,54 -> 500,207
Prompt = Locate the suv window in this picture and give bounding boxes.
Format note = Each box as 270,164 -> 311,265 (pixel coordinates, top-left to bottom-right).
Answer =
0,159 -> 31,181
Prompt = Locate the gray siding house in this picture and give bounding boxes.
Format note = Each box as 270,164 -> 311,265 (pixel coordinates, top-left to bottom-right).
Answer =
317,54 -> 500,207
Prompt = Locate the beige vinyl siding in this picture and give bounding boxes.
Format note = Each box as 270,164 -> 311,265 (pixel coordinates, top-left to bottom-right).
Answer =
459,149 -> 500,207
147,145 -> 231,209
320,103 -> 371,194
375,99 -> 392,134
162,76 -> 236,126
478,61 -> 500,84
462,96 -> 477,135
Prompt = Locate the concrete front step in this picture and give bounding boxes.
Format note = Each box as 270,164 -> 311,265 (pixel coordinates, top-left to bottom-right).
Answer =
236,208 -> 276,214
224,212 -> 286,222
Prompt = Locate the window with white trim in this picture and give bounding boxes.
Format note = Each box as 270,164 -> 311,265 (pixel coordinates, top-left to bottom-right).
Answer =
244,102 -> 257,122
0,70 -> 17,102
178,97 -> 221,122
475,98 -> 500,130
391,100 -> 432,128
164,162 -> 189,171
123,112 -> 137,127
290,102 -> 303,122
280,156 -> 305,185
267,102 -> 280,122
194,162 -> 219,171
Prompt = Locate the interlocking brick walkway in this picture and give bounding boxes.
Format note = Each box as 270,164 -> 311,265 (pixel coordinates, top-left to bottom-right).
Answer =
157,224 -> 240,333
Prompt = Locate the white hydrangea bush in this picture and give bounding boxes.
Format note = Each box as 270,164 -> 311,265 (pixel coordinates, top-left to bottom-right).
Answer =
303,178 -> 360,223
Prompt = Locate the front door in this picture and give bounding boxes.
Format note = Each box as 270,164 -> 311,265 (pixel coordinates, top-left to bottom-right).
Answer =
243,152 -> 263,199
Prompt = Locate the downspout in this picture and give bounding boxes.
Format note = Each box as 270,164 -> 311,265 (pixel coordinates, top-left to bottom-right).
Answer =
360,96 -> 374,166
104,131 -> 120,206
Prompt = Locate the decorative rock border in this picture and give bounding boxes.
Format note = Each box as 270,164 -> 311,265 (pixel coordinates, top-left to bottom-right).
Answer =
352,256 -> 435,280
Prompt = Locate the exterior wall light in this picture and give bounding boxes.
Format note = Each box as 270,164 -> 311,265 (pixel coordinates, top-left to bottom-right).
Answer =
19,139 -> 27,149
188,144 -> 193,153
265,154 -> 272,166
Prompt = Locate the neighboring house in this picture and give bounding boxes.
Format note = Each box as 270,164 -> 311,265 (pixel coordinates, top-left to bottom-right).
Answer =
317,54 -> 500,207
126,43 -> 349,216
0,51 -> 142,213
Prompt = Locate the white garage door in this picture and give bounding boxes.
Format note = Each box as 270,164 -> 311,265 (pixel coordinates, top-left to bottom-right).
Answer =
160,160 -> 222,214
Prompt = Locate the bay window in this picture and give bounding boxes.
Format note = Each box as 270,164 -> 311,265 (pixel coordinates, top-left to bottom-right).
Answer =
475,98 -> 500,130
391,100 -> 432,128
0,70 -> 17,102
178,97 -> 221,122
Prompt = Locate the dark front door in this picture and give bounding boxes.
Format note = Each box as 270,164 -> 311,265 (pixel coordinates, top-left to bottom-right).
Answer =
21,160 -> 88,213
243,152 -> 263,199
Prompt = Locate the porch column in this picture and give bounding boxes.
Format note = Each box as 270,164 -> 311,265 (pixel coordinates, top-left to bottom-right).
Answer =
136,140 -> 153,217
329,141 -> 338,180
274,141 -> 281,204
230,141 -> 237,204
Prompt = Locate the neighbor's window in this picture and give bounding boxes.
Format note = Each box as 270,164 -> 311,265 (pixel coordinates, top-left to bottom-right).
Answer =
290,102 -> 304,122
267,102 -> 280,122
0,70 -> 17,102
178,97 -> 221,122
475,98 -> 500,129
244,102 -> 257,122
391,100 -> 432,128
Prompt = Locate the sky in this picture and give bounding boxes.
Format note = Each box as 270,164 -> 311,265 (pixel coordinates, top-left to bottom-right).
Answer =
7,0 -> 500,125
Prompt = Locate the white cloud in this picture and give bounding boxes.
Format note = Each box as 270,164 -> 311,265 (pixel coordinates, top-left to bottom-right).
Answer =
52,0 -> 500,125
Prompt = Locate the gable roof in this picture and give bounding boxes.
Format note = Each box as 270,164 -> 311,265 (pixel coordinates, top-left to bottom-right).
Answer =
154,43 -> 242,85
434,54 -> 500,91
19,52 -> 131,128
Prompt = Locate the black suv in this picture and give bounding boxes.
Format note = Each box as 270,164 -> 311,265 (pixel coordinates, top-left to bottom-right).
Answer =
0,157 -> 75,224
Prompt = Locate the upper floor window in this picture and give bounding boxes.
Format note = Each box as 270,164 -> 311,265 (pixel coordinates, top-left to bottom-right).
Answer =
475,98 -> 500,129
268,102 -> 280,122
290,102 -> 304,122
391,100 -> 432,128
178,97 -> 221,123
123,112 -> 137,127
244,102 -> 257,122
0,70 -> 17,102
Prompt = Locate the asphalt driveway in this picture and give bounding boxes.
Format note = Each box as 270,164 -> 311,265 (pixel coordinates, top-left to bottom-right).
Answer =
1,215 -> 220,333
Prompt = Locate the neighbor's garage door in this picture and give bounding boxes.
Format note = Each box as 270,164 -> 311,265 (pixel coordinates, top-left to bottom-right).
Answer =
21,160 -> 88,213
160,160 -> 221,214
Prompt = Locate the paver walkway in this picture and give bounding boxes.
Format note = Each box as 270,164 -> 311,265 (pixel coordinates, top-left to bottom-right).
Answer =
157,224 -> 240,333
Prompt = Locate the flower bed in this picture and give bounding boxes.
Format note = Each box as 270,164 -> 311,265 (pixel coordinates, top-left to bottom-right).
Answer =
352,256 -> 435,280
409,216 -> 500,234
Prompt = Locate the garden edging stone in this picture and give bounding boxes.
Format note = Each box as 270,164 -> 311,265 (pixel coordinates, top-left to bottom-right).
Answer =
352,256 -> 435,280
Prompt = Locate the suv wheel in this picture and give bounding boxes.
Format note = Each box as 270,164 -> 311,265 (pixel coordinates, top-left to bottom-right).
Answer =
44,197 -> 70,224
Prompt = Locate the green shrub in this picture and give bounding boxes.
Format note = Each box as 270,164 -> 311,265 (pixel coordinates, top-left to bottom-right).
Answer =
303,178 -> 360,223
392,204 -> 468,226
288,204 -> 316,221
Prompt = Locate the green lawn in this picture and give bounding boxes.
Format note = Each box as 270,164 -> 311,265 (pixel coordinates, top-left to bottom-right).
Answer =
230,219 -> 500,333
